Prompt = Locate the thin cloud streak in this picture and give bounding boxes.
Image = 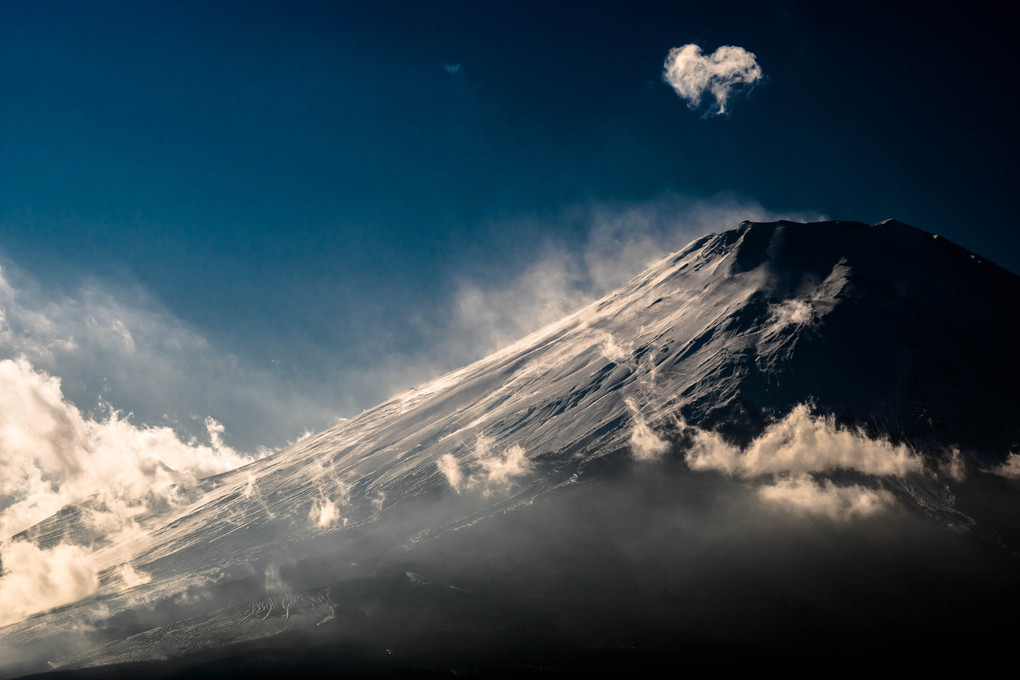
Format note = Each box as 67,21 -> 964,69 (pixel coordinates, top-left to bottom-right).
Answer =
446,194 -> 824,360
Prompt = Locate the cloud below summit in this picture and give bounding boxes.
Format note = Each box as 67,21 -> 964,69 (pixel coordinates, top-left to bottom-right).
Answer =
682,404 -> 927,521
663,44 -> 763,116
685,404 -> 923,478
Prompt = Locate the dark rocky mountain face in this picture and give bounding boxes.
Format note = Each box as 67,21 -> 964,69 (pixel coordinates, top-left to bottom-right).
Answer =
699,220 -> 1020,458
2,220 -> 1019,678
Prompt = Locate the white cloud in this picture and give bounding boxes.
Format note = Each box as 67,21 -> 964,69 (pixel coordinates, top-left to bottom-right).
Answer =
0,540 -> 99,626
436,439 -> 532,495
309,496 -> 342,529
437,453 -> 464,493
758,475 -> 895,521
115,562 -> 151,589
625,399 -> 669,461
595,330 -> 630,364
994,452 -> 1020,479
663,44 -> 763,116
476,438 -> 531,489
0,357 -> 249,539
685,404 -> 923,477
768,298 -> 814,328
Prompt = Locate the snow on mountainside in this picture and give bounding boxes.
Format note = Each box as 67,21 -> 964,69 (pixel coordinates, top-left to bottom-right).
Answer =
2,219 -> 1020,676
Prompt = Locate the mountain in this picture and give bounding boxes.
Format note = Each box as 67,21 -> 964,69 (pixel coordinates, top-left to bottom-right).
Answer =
2,219 -> 1019,677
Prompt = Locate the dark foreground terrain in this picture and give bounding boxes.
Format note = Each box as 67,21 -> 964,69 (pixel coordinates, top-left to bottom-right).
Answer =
19,465 -> 1020,679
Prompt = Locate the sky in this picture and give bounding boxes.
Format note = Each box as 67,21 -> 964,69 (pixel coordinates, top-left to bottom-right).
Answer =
1,0 -> 1018,457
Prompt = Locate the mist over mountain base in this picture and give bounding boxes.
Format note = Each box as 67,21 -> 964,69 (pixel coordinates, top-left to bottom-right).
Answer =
11,461 -> 1020,679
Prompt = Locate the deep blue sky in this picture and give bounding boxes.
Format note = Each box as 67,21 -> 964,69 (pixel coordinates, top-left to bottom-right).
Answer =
2,1 -> 1018,449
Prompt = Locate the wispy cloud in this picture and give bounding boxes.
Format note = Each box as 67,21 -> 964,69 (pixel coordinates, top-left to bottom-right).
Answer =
663,44 -> 763,116
435,437 -> 532,496
475,438 -> 531,491
229,194 -> 823,430
0,261 -> 339,452
758,476 -> 896,521
447,194 -> 823,359
625,398 -> 669,461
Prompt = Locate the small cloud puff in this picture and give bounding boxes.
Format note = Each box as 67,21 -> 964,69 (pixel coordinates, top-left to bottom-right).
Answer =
437,453 -> 465,493
309,497 -> 342,529
435,437 -> 532,495
478,441 -> 531,488
444,63 -> 461,74
116,562 -> 152,588
625,399 -> 669,461
769,298 -> 814,329
663,44 -> 763,116
596,330 -> 630,364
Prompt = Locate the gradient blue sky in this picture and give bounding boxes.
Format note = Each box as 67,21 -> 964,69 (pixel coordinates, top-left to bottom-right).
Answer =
1,1 -> 1017,450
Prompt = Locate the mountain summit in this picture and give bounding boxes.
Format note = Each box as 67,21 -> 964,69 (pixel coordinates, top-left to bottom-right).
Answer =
3,220 -> 1019,677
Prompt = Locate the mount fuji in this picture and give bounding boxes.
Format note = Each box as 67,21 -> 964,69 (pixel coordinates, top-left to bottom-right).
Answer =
2,219 -> 1019,677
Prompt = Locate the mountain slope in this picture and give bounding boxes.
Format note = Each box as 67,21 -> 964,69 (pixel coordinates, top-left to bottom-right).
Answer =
3,219 -> 1019,677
